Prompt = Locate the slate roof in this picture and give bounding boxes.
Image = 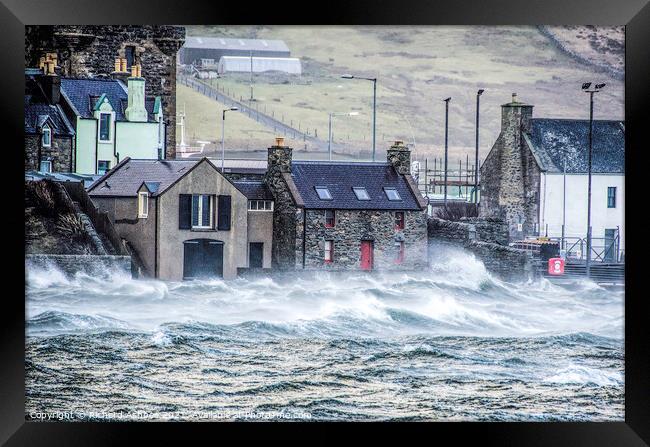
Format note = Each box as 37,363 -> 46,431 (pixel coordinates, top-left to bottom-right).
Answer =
88,159 -> 199,197
60,78 -> 158,122
527,118 -> 625,174
232,180 -> 273,200
24,73 -> 75,136
290,161 -> 422,210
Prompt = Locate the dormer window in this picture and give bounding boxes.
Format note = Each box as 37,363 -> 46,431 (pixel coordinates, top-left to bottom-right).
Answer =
315,186 -> 332,200
138,191 -> 149,218
353,187 -> 370,201
99,113 -> 112,141
384,187 -> 402,201
42,124 -> 51,147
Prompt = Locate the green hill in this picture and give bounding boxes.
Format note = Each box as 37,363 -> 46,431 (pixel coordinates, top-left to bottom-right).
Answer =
178,25 -> 624,165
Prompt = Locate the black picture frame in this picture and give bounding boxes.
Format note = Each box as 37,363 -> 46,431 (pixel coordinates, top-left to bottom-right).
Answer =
2,0 -> 648,444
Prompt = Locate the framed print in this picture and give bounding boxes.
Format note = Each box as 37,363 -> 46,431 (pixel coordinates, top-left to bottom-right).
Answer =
1,0 -> 648,444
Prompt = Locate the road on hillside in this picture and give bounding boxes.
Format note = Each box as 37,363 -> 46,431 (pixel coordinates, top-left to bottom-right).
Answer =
178,74 -> 330,152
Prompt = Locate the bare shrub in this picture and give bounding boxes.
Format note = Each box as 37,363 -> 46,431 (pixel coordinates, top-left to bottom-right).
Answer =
28,181 -> 56,217
435,201 -> 478,221
55,213 -> 88,242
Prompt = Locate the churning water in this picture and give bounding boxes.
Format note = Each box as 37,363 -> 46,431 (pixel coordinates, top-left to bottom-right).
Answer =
25,247 -> 624,421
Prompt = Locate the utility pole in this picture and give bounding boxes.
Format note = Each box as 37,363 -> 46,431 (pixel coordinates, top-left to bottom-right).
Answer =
249,50 -> 254,101
475,89 -> 484,205
582,82 -> 605,278
341,74 -> 377,161
443,97 -> 451,209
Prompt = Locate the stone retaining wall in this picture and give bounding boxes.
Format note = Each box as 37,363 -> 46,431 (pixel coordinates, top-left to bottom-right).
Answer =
26,254 -> 132,277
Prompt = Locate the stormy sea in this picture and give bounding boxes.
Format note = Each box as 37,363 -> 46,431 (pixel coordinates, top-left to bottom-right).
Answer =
25,248 -> 624,421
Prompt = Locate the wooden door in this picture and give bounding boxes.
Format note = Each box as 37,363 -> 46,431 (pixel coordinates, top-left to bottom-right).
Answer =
360,240 -> 373,271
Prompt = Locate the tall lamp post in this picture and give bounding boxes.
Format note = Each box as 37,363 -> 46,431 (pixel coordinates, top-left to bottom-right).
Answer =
443,97 -> 451,209
328,111 -> 359,161
474,89 -> 484,205
221,107 -> 238,172
562,148 -> 568,252
581,82 -> 605,278
341,74 -> 377,161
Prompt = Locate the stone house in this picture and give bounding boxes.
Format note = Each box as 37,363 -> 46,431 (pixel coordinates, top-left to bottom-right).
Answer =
264,138 -> 428,271
58,72 -> 165,175
24,69 -> 75,172
480,93 -> 625,255
87,157 -> 273,280
25,25 -> 185,157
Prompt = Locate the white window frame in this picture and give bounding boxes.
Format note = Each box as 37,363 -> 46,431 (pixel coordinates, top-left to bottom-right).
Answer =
98,112 -> 113,142
192,194 -> 213,229
352,186 -> 370,201
248,200 -> 274,211
324,240 -> 334,263
384,187 -> 402,201
39,159 -> 52,173
42,124 -> 52,147
138,192 -> 149,218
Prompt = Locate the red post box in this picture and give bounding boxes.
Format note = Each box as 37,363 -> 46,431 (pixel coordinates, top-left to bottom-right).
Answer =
548,257 -> 565,275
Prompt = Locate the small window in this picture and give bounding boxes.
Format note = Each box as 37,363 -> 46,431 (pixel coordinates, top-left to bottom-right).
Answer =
97,160 -> 111,175
325,210 -> 335,227
39,160 -> 52,173
324,240 -> 334,263
394,241 -> 405,264
395,212 -> 405,230
42,125 -> 51,147
248,200 -> 274,211
99,113 -> 111,141
192,194 -> 213,228
125,45 -> 135,68
315,186 -> 332,200
353,187 -> 370,201
607,187 -> 616,208
384,187 -> 401,201
138,192 -> 149,218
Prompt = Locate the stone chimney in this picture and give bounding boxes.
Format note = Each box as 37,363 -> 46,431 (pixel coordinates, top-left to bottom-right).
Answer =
501,92 -> 533,135
267,137 -> 293,173
40,54 -> 61,105
387,140 -> 411,175
125,64 -> 148,122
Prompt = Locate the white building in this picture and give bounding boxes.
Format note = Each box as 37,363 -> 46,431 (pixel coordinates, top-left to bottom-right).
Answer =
217,56 -> 302,75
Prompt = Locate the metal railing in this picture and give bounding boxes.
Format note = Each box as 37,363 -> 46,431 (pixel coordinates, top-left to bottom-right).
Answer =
547,234 -> 624,264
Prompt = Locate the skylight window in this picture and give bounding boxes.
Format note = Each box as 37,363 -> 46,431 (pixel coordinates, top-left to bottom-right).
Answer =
353,187 -> 370,201
315,186 -> 333,200
384,187 -> 402,201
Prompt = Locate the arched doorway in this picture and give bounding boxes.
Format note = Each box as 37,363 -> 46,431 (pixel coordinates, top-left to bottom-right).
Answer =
183,239 -> 224,279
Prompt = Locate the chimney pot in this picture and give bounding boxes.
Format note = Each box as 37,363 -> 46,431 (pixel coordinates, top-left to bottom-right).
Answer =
512,93 -> 518,103
275,137 -> 285,147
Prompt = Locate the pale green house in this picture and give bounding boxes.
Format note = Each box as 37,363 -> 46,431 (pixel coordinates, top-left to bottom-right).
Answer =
59,74 -> 165,175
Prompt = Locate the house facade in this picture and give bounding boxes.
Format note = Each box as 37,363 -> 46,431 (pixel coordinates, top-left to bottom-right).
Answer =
480,94 -> 625,255
87,158 -> 273,280
25,68 -> 75,172
58,71 -> 165,175
24,25 -> 185,157
264,139 -> 429,272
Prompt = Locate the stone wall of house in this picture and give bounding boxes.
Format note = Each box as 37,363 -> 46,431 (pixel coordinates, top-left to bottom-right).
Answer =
479,96 -> 540,241
25,134 -> 73,172
25,25 -> 185,158
304,209 -> 428,270
26,254 -> 131,277
264,144 -> 301,270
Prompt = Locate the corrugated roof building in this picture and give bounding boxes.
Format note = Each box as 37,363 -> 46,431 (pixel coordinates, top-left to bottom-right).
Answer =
180,37 -> 291,66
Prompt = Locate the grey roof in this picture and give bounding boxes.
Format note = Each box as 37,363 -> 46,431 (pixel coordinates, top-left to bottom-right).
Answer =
527,118 -> 625,174
184,37 -> 289,53
88,159 -> 199,197
232,180 -> 273,200
60,78 -> 158,123
25,171 -> 101,188
290,161 -> 422,210
24,74 -> 75,136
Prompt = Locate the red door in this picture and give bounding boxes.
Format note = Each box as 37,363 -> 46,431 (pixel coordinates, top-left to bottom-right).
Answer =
360,240 -> 373,271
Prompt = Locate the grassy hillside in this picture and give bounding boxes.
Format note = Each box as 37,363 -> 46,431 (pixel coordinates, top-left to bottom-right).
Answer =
178,26 -> 624,165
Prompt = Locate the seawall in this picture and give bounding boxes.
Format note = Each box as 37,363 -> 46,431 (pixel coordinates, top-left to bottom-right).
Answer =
26,254 -> 132,278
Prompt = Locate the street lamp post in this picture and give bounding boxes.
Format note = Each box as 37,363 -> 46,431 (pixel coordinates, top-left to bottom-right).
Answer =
328,111 -> 359,161
474,89 -> 484,205
341,74 -> 377,161
581,82 -> 605,278
443,97 -> 451,209
221,107 -> 238,172
562,148 -> 567,252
